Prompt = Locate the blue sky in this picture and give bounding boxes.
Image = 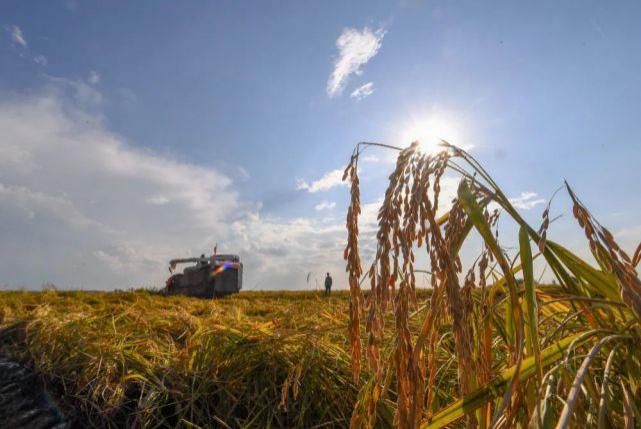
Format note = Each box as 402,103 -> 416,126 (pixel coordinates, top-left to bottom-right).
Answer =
1,1 -> 640,290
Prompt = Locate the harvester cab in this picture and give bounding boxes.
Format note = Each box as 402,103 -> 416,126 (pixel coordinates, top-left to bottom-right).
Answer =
165,253 -> 243,298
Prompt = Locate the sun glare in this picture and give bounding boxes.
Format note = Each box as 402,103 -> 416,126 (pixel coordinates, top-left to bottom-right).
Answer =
400,113 -> 462,154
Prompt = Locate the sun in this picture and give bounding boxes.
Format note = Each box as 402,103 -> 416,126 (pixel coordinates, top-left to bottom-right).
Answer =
399,112 -> 462,154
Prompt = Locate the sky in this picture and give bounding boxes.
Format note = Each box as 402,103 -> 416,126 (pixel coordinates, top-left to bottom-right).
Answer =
1,1 -> 640,290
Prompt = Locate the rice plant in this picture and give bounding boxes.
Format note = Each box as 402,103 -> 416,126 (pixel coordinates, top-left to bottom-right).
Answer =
343,141 -> 641,428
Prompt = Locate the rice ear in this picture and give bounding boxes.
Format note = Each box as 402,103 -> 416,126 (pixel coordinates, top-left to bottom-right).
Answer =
345,141 -> 641,428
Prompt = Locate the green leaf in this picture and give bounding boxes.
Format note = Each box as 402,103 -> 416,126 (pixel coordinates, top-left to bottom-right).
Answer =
458,180 -> 522,352
519,226 -> 542,385
422,333 -> 593,429
545,241 -> 620,302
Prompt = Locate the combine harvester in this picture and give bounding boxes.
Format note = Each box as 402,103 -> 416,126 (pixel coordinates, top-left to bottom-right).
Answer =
165,248 -> 243,298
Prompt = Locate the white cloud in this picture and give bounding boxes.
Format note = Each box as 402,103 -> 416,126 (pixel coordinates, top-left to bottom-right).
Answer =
87,70 -> 101,85
0,183 -> 107,231
360,153 -> 397,164
350,82 -> 374,100
315,200 -> 336,211
237,166 -> 250,181
33,55 -> 47,66
116,88 -> 137,105
230,212 -> 346,290
613,224 -> 641,258
0,80 -> 350,290
6,24 -> 27,48
327,27 -> 385,97
615,224 -> 641,238
45,75 -> 103,107
145,195 -> 170,205
509,192 -> 546,210
296,169 -> 347,193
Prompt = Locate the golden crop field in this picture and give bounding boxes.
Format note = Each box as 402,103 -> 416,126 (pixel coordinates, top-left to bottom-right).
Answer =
1,144 -> 640,429
0,290 -> 372,428
0,280 -> 635,428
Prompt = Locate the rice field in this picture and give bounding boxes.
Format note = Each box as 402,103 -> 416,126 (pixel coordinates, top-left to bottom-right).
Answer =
1,143 -> 640,428
0,290 -> 382,428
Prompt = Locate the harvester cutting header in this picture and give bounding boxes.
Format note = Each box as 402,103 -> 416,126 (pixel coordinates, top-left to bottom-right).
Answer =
165,247 -> 243,298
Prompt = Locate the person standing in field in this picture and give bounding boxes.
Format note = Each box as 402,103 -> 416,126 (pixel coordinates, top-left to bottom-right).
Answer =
324,272 -> 333,296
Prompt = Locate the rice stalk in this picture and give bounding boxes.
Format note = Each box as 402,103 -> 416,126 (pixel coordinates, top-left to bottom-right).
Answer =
344,140 -> 641,428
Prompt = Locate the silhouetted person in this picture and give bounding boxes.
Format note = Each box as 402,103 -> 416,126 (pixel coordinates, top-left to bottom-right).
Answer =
324,272 -> 333,296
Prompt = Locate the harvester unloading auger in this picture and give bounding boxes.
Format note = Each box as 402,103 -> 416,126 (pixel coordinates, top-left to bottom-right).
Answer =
165,250 -> 243,298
